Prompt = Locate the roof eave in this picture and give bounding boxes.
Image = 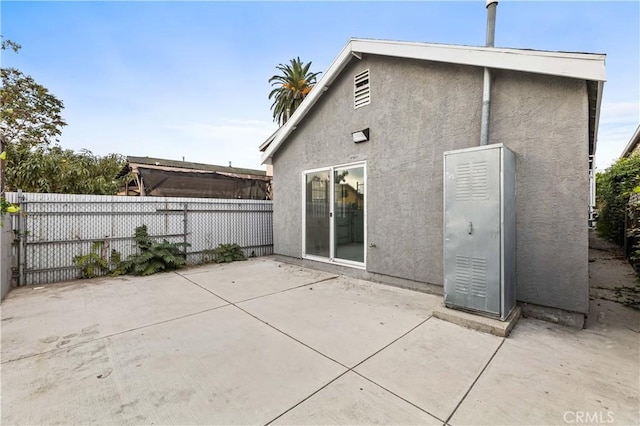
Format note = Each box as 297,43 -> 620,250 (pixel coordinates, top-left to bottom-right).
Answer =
350,38 -> 606,81
592,80 -> 604,166
620,125 -> 640,159
259,129 -> 279,152
261,38 -> 607,164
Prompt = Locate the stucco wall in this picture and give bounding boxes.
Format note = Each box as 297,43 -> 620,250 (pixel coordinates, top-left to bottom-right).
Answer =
272,54 -> 589,314
490,70 -> 589,314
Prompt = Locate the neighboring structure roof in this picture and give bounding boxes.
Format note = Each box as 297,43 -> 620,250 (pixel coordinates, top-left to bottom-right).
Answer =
121,156 -> 268,180
118,156 -> 271,199
619,125 -> 640,158
261,37 -> 607,165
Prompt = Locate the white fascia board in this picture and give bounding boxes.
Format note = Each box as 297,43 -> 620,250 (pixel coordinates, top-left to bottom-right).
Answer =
593,80 -> 604,158
620,124 -> 640,159
350,39 -> 606,82
259,129 -> 278,152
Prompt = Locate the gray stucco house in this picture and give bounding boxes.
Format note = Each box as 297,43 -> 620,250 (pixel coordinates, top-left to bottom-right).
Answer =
261,38 -> 606,327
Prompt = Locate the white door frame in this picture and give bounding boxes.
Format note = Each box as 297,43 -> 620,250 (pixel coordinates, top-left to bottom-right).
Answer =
301,161 -> 367,269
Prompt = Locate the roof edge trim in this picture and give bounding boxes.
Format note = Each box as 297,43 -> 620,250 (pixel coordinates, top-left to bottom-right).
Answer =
262,38 -> 607,164
620,124 -> 640,159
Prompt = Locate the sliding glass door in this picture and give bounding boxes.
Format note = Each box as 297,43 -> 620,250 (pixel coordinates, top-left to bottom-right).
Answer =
304,170 -> 331,257
333,165 -> 365,263
303,163 -> 365,266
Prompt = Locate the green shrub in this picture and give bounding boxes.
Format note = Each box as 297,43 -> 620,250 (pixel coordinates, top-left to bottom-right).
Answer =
73,241 -> 120,278
114,225 -> 189,276
213,243 -> 246,263
596,155 -> 640,245
199,248 -> 217,264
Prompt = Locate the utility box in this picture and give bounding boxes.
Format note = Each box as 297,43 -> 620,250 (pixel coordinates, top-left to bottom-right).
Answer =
443,143 -> 516,320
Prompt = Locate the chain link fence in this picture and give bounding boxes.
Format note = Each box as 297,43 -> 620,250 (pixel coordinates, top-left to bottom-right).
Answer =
5,192 -> 273,286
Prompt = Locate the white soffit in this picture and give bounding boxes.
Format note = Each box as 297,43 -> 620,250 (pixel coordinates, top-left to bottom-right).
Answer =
261,38 -> 606,164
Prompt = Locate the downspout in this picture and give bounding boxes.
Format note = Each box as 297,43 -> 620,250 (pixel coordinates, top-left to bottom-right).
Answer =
480,0 -> 498,146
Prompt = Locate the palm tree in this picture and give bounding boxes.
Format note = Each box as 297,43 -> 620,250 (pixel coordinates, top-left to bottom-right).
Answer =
268,57 -> 321,126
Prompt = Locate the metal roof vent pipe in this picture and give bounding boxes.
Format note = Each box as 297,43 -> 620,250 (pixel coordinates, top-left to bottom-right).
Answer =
480,0 -> 498,146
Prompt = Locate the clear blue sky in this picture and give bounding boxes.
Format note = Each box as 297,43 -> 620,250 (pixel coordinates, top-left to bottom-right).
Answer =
2,1 -> 638,171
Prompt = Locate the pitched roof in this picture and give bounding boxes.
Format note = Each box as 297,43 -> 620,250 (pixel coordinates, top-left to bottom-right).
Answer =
126,156 -> 267,178
620,125 -> 640,159
259,129 -> 278,152
261,37 -> 606,165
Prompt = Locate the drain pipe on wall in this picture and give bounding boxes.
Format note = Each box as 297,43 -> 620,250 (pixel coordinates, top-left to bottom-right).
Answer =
480,0 -> 498,146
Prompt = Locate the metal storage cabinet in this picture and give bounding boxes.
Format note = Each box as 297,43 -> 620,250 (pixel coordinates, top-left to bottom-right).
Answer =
443,143 -> 516,320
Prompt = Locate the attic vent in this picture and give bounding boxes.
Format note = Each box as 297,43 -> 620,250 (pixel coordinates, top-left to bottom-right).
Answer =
354,69 -> 370,109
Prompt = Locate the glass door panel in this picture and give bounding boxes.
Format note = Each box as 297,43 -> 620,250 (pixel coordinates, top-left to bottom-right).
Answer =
334,166 -> 365,263
305,170 -> 330,258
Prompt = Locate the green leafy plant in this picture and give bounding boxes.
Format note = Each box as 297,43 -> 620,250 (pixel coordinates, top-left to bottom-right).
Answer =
1,38 -> 128,195
73,241 -> 120,279
596,155 -> 640,245
198,248 -> 217,264
0,149 -> 20,225
115,225 -> 188,276
213,243 -> 246,263
625,195 -> 640,272
597,155 -> 640,275
0,196 -> 19,214
268,57 -> 321,125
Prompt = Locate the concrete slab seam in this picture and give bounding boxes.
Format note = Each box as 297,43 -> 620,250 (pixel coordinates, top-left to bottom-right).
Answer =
348,370 -> 447,424
0,303 -> 232,365
444,338 -> 506,425
173,270 -> 339,305
350,317 -> 434,371
342,316 -> 457,424
235,276 -> 340,304
583,325 -> 640,338
263,370 -> 352,425
176,273 -> 350,368
265,316 -> 442,425
177,273 -> 443,425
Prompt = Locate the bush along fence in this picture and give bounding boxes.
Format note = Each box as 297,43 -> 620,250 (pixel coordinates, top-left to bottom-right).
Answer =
5,192 -> 273,286
626,192 -> 640,265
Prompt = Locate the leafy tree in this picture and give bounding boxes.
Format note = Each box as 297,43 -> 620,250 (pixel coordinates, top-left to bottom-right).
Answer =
1,38 -> 127,195
1,39 -> 66,151
596,155 -> 640,245
6,146 -> 127,194
268,57 -> 320,125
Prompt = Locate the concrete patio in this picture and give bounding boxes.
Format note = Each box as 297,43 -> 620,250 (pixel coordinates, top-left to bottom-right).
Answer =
1,257 -> 638,425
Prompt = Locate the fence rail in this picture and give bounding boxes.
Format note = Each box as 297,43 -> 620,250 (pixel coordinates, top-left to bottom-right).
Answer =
6,192 -> 273,286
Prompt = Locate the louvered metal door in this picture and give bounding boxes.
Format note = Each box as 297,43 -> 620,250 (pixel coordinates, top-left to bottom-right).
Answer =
444,146 -> 502,316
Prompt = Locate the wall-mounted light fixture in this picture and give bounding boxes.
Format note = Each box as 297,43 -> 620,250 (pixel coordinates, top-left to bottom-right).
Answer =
352,128 -> 370,143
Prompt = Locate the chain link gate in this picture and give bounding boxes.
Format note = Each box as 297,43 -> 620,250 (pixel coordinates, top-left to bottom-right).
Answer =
8,192 -> 273,286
